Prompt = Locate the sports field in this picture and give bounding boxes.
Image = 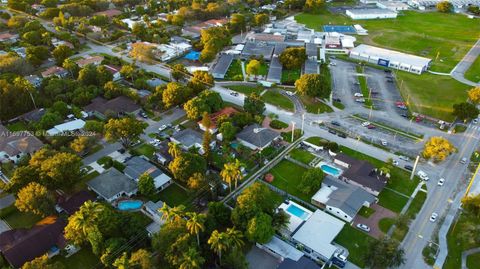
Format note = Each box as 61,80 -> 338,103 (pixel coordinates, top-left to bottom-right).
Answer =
295,11 -> 480,73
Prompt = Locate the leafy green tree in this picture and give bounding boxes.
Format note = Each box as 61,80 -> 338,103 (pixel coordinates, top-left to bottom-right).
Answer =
295,73 -> 330,98
162,82 -> 193,108
168,142 -> 182,159
462,194 -> 480,216
38,152 -> 82,188
84,120 -> 104,133
246,213 -> 274,243
206,202 -> 231,230
208,230 -> 230,264
186,212 -> 206,246
138,173 -> 156,197
422,136 -> 456,162
226,227 -> 244,250
171,63 -> 188,81
26,46 -> 50,66
184,97 -> 209,120
129,249 -> 153,269
187,173 -> 206,191
468,86 -> 480,103
120,64 -> 135,82
22,254 -> 64,269
304,0 -> 325,13
244,93 -> 265,115
62,58 -> 80,78
231,182 -> 276,228
104,117 -> 148,148
113,252 -> 130,269
453,102 -> 479,120
15,182 -> 55,217
246,60 -> 261,79
188,71 -> 214,93
299,168 -> 324,194
4,166 -> 37,193
436,1 -> 453,12
52,44 -> 73,65
70,136 -> 95,155
229,13 -> 246,33
100,237 -> 127,266
219,121 -> 237,142
363,237 -> 405,268
254,13 -> 269,26
279,47 -> 306,70
169,152 -> 207,182
179,247 -> 205,269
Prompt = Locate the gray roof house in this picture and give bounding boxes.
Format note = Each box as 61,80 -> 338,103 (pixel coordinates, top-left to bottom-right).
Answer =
267,56 -> 282,83
236,124 -> 281,150
86,168 -> 137,203
83,96 -> 141,120
311,176 -> 376,222
142,200 -> 166,236
211,54 -> 234,79
171,129 -> 215,154
124,156 -> 172,191
241,42 -> 274,61
304,59 -> 319,74
306,43 -> 318,60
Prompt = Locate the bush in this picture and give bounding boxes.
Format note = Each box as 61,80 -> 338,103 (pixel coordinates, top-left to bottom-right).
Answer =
97,156 -> 113,168
269,120 -> 288,129
113,160 -> 126,172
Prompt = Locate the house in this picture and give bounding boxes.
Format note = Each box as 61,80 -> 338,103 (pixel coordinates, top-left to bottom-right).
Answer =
346,8 -> 397,20
181,18 -> 228,38
41,66 -> 69,78
236,124 -> 281,151
104,65 -> 121,81
0,124 -> 44,163
142,200 -> 166,224
170,129 -> 215,154
24,75 -> 42,88
93,9 -> 122,18
51,38 -> 74,49
146,78 -> 167,88
12,47 -> 26,58
87,168 -> 138,203
156,43 -> 192,62
241,42 -> 275,61
305,43 -> 318,60
246,33 -> 285,44
56,191 -> 96,215
83,96 -> 141,119
124,156 -> 172,191
121,18 -> 144,29
278,256 -> 323,269
211,54 -> 234,79
46,119 -> 86,136
154,141 -> 173,165
311,176 -> 376,222
0,216 -> 66,268
18,108 -> 46,123
267,56 -> 282,83
349,44 -> 431,74
334,153 -> 387,196
0,32 -> 18,43
198,107 -> 239,133
76,55 -> 104,67
304,59 -> 318,74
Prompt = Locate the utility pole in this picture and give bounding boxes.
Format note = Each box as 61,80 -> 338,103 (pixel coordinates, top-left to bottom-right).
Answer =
291,121 -> 296,143
301,114 -> 305,135
410,155 -> 420,180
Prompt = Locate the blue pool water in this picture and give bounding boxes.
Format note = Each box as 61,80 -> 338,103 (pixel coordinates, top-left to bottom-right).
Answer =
118,200 -> 143,211
320,164 -> 342,177
231,142 -> 239,149
286,204 -> 310,220
184,51 -> 200,61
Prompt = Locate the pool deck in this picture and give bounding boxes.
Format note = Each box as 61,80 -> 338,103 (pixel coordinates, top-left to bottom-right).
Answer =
317,161 -> 343,178
278,200 -> 313,234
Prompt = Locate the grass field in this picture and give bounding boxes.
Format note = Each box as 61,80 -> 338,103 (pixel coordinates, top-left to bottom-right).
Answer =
356,66 -> 373,108
52,248 -> 99,269
281,69 -> 301,85
467,252 -> 480,269
269,160 -> 310,202
444,212 -> 480,269
228,85 -> 263,96
378,217 -> 395,233
464,56 -> 480,83
131,143 -> 156,159
289,148 -> 316,165
378,188 -> 409,213
5,121 -> 28,131
295,11 -> 480,73
358,206 -> 375,218
225,59 -> 244,81
157,183 -> 190,206
2,206 -> 42,229
396,72 -> 470,121
300,96 -> 334,114
262,90 -> 295,111
334,225 -> 374,268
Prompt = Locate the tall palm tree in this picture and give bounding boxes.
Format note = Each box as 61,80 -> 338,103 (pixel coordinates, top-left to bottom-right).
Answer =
226,227 -> 244,250
179,247 -> 205,269
71,201 -> 103,234
220,159 -> 243,191
186,212 -> 206,246
159,204 -> 185,223
168,142 -> 182,158
159,203 -> 172,222
208,230 -> 230,264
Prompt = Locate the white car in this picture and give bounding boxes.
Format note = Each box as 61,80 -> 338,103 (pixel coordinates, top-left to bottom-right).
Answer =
381,140 -> 388,146
399,155 -> 410,161
356,223 -> 370,232
354,93 -> 364,97
158,125 -> 168,131
355,98 -> 366,103
286,91 -> 296,96
393,160 -> 399,166
473,118 -> 478,124
417,170 -> 429,181
430,212 -> 438,222
438,178 -> 445,186
362,121 -> 371,127
330,62 -> 336,66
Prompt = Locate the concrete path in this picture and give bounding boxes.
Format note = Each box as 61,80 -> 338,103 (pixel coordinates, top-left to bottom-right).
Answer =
461,247 -> 480,269
451,38 -> 480,87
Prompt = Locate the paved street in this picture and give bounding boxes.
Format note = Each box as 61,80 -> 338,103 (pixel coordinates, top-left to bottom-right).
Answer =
451,38 -> 480,86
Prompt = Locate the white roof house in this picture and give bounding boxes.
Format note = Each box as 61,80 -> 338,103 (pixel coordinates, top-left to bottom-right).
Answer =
47,119 -> 86,136
346,8 -> 397,20
349,44 -> 431,74
291,210 -> 345,261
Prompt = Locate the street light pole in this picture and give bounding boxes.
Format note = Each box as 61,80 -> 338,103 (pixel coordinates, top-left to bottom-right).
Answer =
410,155 -> 420,180
301,114 -> 305,135
291,121 -> 296,143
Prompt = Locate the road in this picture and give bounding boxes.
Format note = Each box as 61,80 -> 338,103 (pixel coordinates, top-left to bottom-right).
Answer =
451,38 -> 480,86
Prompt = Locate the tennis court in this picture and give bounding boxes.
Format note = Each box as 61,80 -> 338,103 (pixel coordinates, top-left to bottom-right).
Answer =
323,25 -> 356,33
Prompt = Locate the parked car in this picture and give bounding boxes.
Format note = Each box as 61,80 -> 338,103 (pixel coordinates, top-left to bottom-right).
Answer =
354,93 -> 364,97
328,129 -> 337,135
473,118 -> 478,124
392,160 -> 399,166
384,69 -> 392,73
430,212 -> 438,222
355,98 -> 366,103
338,132 -> 347,138
367,124 -> 376,129
286,91 -> 296,96
404,165 -> 413,171
356,223 -> 370,232
354,82 -> 360,85
331,121 -> 341,126
333,98 -> 342,103
138,111 -> 148,118
387,79 -> 394,83
230,91 -> 239,96
399,155 -> 410,161
158,125 -> 168,131
401,113 -> 408,118
381,139 -> 388,146
438,178 -> 445,186
330,56 -> 336,59
370,91 -> 379,95
417,170 -> 429,181
330,62 -> 337,66
362,121 -> 371,127
460,157 -> 467,164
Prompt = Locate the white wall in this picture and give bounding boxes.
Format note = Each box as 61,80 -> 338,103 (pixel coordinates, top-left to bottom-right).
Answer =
326,205 -> 353,222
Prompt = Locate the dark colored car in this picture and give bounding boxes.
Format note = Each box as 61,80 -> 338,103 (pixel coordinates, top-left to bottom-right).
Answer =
404,165 -> 413,171
337,133 -> 347,138
333,98 -> 342,103
384,69 -> 392,73
331,121 -> 341,126
328,129 -> 336,135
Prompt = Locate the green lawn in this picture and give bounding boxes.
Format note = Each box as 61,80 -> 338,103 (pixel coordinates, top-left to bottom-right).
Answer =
51,248 -> 99,269
281,69 -> 301,85
224,59 -> 244,81
305,136 -> 328,147
258,62 -> 268,76
5,121 -> 28,131
295,11 -> 479,73
228,85 -> 263,96
396,72 -> 470,121
269,119 -> 289,129
467,252 -> 480,269
157,183 -> 190,207
1,206 -> 42,229
464,56 -> 480,83
334,225 -> 374,268
300,96 -> 334,114
356,66 -> 373,108
444,212 -> 480,269
289,148 -> 315,165
268,160 -> 311,202
262,90 -> 294,111
70,171 -> 100,193
378,188 -> 408,213
405,190 -> 427,218
378,217 -> 395,233
131,144 -> 156,159
358,206 -> 375,218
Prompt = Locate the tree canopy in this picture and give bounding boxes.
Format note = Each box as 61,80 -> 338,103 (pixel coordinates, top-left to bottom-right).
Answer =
453,102 -> 479,120
104,117 -> 148,147
422,136 -> 456,162
244,93 -> 265,115
299,168 -> 324,194
279,47 -> 306,70
295,73 -> 331,98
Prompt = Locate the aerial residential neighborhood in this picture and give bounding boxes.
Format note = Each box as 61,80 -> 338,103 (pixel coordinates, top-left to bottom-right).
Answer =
0,0 -> 479,268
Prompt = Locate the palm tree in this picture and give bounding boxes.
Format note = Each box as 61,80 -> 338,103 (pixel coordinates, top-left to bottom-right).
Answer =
226,227 -> 244,250
186,212 -> 206,246
159,203 -> 172,222
220,159 -> 243,191
170,205 -> 186,222
179,247 -> 205,269
71,201 -> 103,234
208,230 -> 230,264
168,142 -> 182,158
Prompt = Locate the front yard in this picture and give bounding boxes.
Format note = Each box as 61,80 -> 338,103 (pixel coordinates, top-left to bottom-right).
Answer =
228,85 -> 263,96
131,143 -> 156,159
300,96 -> 333,114
224,59 -> 244,81
262,90 -> 294,111
377,188 -> 408,213
334,224 -> 373,268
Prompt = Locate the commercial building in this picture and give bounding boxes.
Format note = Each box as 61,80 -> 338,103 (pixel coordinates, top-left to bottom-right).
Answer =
376,1 -> 410,11
349,44 -> 431,74
346,8 -> 398,20
211,54 -> 234,79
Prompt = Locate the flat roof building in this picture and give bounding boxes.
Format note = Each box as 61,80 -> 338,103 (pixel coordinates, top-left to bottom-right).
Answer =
241,42 -> 274,61
304,59 -> 319,74
267,56 -> 282,83
47,119 -> 86,136
346,8 -> 398,20
349,44 -> 431,74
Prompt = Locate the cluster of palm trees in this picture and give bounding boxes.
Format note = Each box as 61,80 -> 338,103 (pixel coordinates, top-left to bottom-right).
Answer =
220,159 -> 244,192
159,203 -> 245,267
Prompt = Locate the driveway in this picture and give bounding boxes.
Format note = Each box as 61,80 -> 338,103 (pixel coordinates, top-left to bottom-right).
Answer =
352,203 -> 397,239
246,246 -> 281,269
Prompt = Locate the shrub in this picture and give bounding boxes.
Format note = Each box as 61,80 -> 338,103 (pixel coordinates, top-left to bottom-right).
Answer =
269,120 -> 288,129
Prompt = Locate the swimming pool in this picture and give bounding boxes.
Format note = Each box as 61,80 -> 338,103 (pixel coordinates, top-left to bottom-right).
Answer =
184,51 -> 200,61
117,200 -> 143,211
320,163 -> 342,177
286,204 -> 310,220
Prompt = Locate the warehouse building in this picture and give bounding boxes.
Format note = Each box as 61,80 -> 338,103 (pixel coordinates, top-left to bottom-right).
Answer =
346,8 -> 398,20
349,44 -> 431,74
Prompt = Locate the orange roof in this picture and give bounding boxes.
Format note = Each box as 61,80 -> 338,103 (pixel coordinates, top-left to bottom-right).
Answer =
198,107 -> 239,129
0,32 -> 16,40
76,55 -> 104,67
41,66 -> 66,77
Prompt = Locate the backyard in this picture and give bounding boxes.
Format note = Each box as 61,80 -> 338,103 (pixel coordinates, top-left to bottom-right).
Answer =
224,59 -> 244,81
51,248 -> 99,269
156,183 -> 190,206
289,148 -> 316,165
262,90 -> 294,111
0,205 -> 42,229
334,224 -> 373,268
281,69 -> 301,85
268,160 -> 311,202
